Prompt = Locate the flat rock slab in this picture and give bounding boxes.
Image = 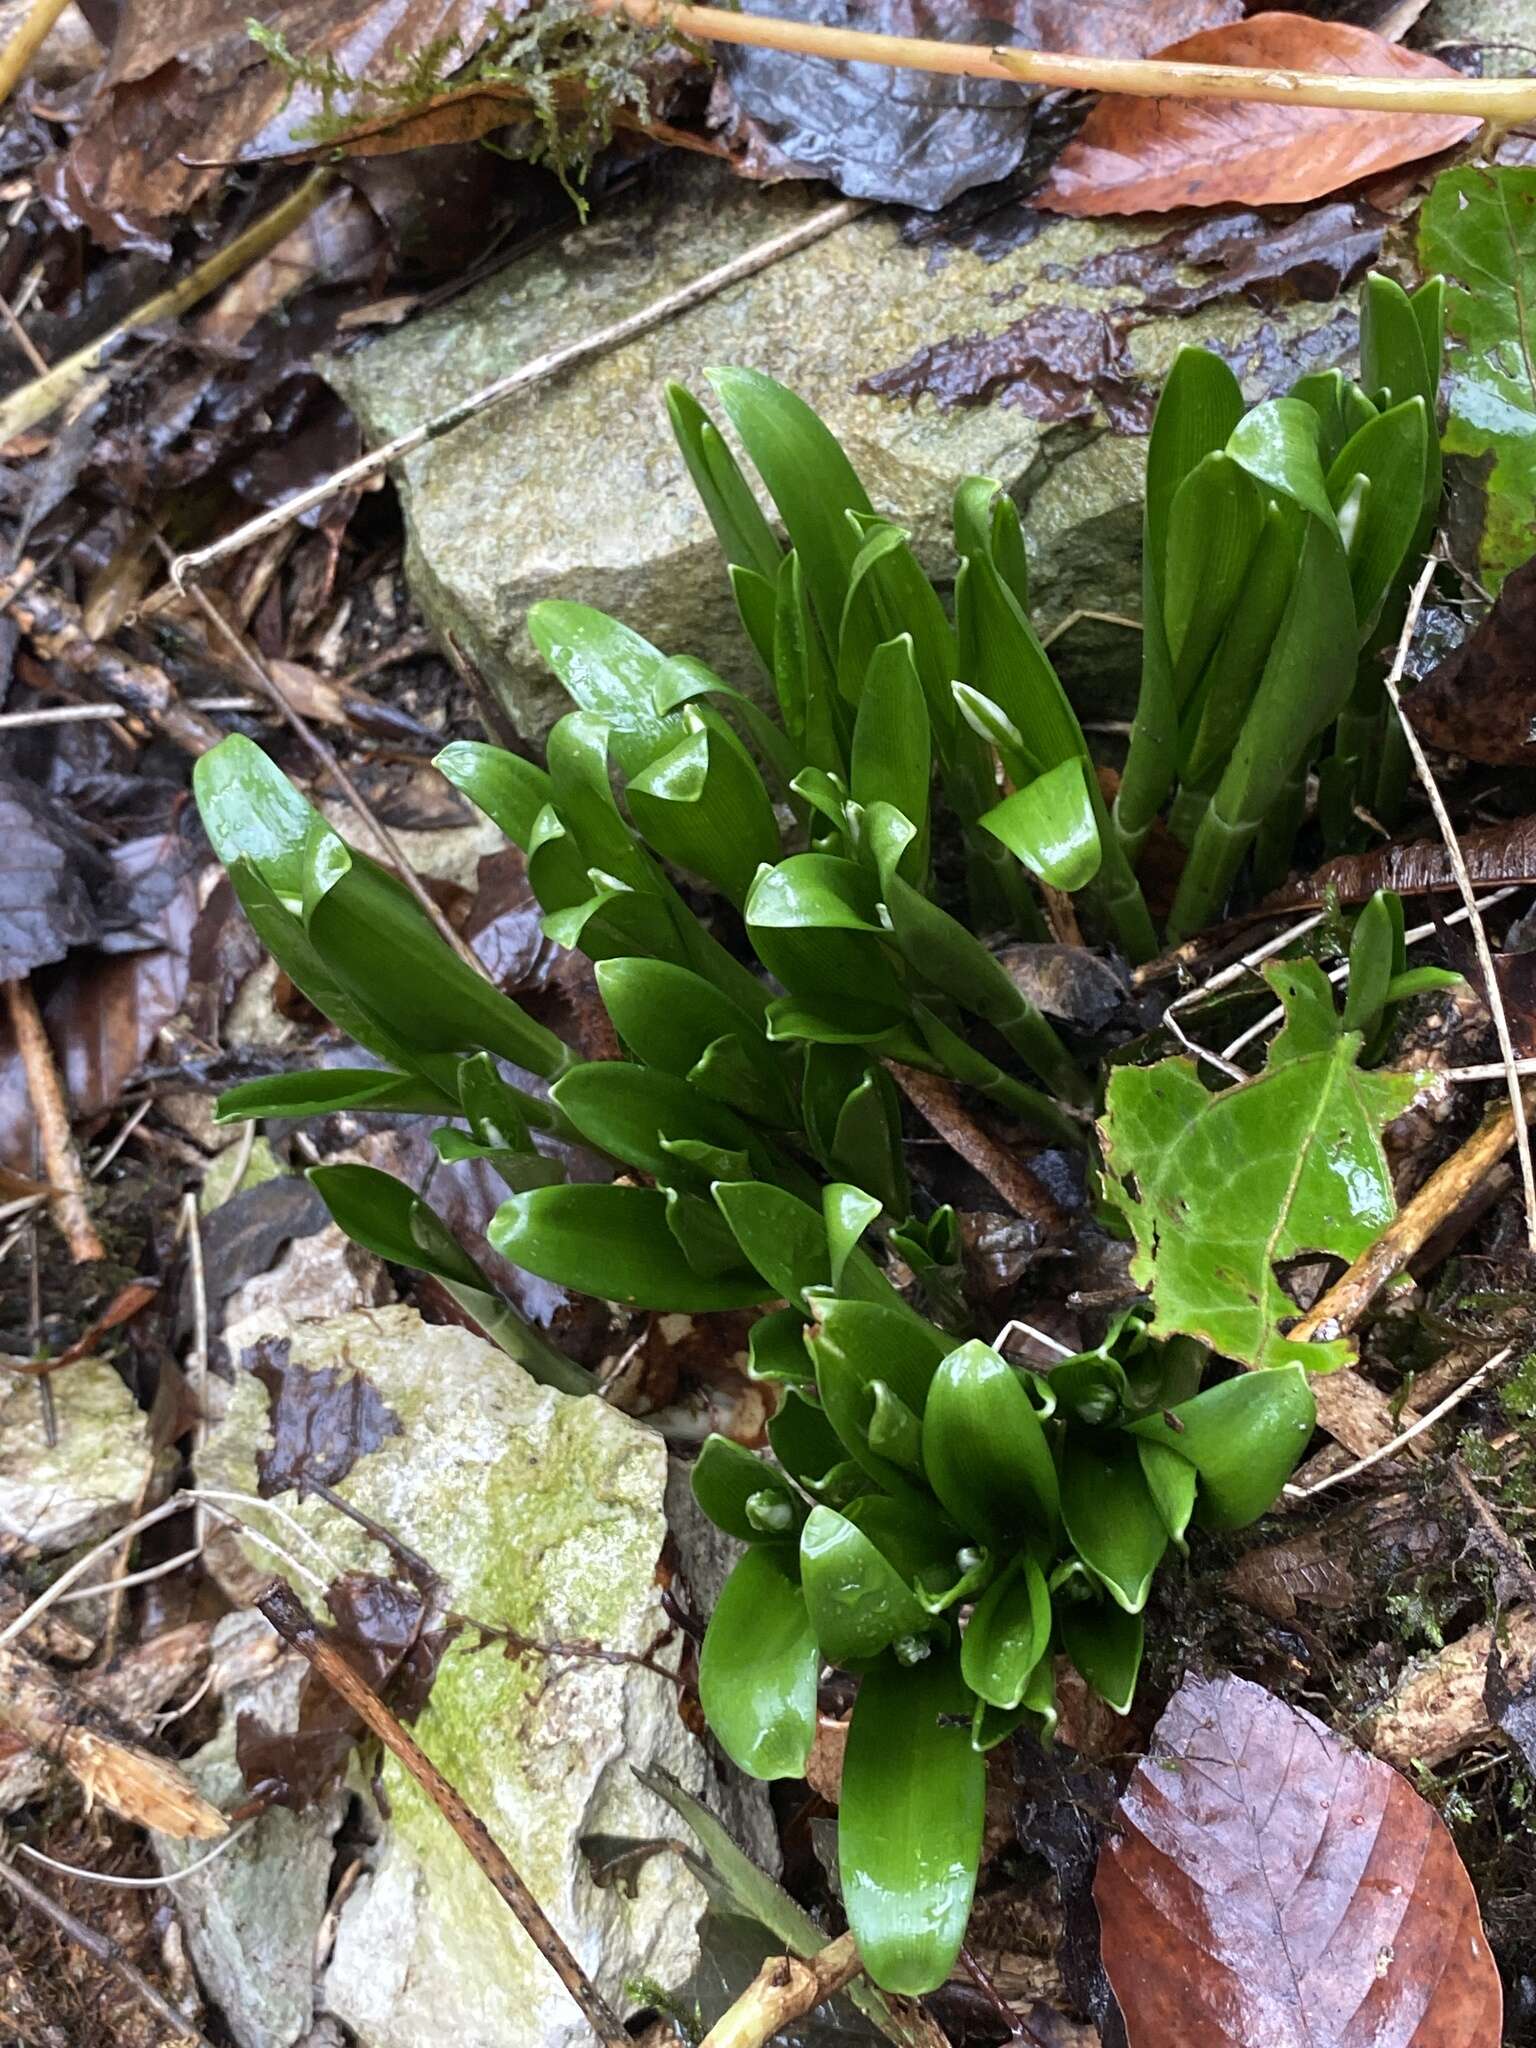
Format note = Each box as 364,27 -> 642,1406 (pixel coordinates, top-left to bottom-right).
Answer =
328,157 -> 1354,741
198,1305 -> 765,2048
0,1357 -> 160,1553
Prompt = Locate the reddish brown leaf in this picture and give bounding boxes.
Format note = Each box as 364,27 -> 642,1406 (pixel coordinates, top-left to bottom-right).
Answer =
1260,814 -> 1536,908
1405,554 -> 1536,767
1037,15 -> 1479,216
1096,1672 -> 1502,2046
251,1333 -> 403,1496
860,304 -> 1153,433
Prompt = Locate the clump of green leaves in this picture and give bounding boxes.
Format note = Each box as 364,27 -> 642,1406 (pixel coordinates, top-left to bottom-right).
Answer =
193,276 -> 1458,1997
1118,272 -> 1445,935
249,0 -> 682,212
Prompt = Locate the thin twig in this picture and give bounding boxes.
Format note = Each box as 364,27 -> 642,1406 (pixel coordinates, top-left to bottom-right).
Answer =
0,286 -> 47,376
3,979 -> 103,1262
169,200 -> 867,586
0,1853 -> 216,2047
1284,1343 -> 1512,1498
1383,558 -> 1536,1251
0,174 -> 332,441
0,0 -> 70,105
0,561 -> 225,755
596,0 -> 1536,119
182,1193 -> 210,1552
700,1931 -> 864,2048
164,558 -> 489,975
888,1064 -> 1064,1233
256,1577 -> 631,2048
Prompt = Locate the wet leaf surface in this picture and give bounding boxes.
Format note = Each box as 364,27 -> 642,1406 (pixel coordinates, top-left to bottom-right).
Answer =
0,763 -> 106,982
250,1332 -> 404,1495
1420,163 -> 1536,590
861,305 -> 1152,433
712,0 -> 1241,211
1096,1671 -> 1503,2046
1037,15 -> 1478,216
1406,554 -> 1536,767
1071,199 -> 1386,315
1261,814 -> 1536,908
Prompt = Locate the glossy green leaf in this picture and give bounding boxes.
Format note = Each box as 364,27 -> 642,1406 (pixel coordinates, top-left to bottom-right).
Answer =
692,1434 -> 803,1543
1136,1438 -> 1197,1551
550,1062 -> 759,1188
1128,1363 -> 1316,1529
922,1340 -> 1060,1545
1326,397 -> 1429,631
698,1548 -> 818,1781
839,521 -> 957,745
750,1308 -> 816,1387
1060,1431 -> 1168,1614
713,1182 -> 904,1315
1163,452 -> 1266,701
1341,888 -> 1400,1041
527,603 -> 678,778
1059,1597 -> 1144,1715
979,758 -> 1103,893
1419,166 -> 1534,588
768,1384 -> 845,1486
745,853 -> 908,1014
806,1295 -> 950,1496
840,1648 -> 986,1995
667,381 -> 782,582
1226,396 -> 1336,528
594,958 -> 789,1121
961,1553 -> 1051,1710
626,708 -> 779,905
650,652 -> 803,795
850,636 -> 931,874
212,1067 -> 456,1123
1102,960 -> 1424,1371
799,1504 -> 932,1665
709,366 -> 873,653
309,1164 -> 589,1392
491,1184 -> 772,1311
434,741 -> 553,853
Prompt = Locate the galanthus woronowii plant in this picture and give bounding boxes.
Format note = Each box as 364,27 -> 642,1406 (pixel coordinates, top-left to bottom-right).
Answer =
195,268 -> 1449,1996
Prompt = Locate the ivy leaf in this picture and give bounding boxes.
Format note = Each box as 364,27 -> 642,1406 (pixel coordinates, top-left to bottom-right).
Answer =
1419,164 -> 1536,590
1101,960 -> 1425,1372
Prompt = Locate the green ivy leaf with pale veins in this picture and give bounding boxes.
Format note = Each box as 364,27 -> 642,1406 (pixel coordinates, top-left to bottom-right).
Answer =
1101,961 -> 1425,1373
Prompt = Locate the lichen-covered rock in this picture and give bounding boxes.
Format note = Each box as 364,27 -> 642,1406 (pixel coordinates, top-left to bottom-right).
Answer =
327,156 -> 1357,740
155,1614 -> 342,2048
0,1358 -> 160,1553
198,1306 -> 763,2048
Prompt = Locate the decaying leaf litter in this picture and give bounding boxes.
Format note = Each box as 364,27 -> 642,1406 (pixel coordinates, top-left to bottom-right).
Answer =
4,0 -> 1536,2041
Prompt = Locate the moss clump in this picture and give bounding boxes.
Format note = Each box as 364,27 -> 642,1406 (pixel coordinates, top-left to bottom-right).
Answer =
249,0 -> 692,213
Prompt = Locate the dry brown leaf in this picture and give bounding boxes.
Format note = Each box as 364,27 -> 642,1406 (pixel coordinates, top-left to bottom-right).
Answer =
1037,14 -> 1479,216
1405,553 -> 1536,767
1096,1671 -> 1502,2046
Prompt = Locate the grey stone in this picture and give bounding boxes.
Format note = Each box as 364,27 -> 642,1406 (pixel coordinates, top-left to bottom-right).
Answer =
327,156 -> 1359,742
197,1305 -> 773,2048
0,1357 -> 163,1553
154,1613 -> 342,2048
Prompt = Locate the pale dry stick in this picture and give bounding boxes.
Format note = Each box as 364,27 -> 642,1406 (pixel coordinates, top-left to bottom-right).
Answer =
1217,886 -> 1519,1065
1159,908 -> 1333,1084
993,1315 -> 1075,1359
888,1063 -> 1066,1233
55,1546 -> 204,1608
0,1853 -> 217,2048
1446,1059 -> 1536,1080
1284,1343 -> 1513,1499
1291,1077 -> 1536,1351
257,1577 -> 631,2048
601,0 -> 1536,116
0,561 -> 225,755
18,1828 -> 253,1888
1383,563 -> 1536,1251
701,1931 -> 864,2048
0,287 -> 47,377
2,979 -> 104,1262
170,199 -> 867,585
0,0 -> 70,104
182,1192 -> 210,1553
168,564 -> 491,978
0,173 -> 332,441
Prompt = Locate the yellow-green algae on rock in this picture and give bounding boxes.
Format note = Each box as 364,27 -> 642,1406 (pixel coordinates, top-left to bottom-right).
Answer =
200,1305 -> 742,2048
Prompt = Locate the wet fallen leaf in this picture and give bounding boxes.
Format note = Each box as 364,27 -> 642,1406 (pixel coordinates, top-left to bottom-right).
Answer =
1420,164 -> 1536,590
1037,14 -> 1478,216
189,1178 -> 331,1346
251,1332 -> 404,1494
861,305 -> 1152,432
1097,1671 -> 1503,2045
712,0 -> 1242,210
1071,198 -> 1384,313
1261,814 -> 1536,908
0,764 -> 104,982
1405,556 -> 1536,766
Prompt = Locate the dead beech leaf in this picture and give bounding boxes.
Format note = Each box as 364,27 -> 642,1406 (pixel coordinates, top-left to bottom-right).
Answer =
1405,553 -> 1536,767
1037,15 -> 1479,216
1096,1672 -> 1502,2046
1260,813 -> 1536,908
